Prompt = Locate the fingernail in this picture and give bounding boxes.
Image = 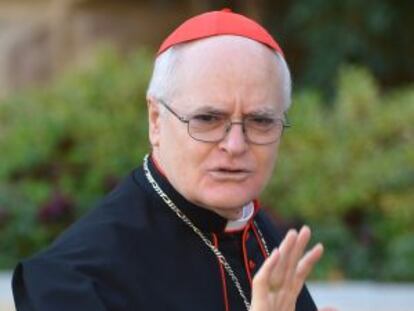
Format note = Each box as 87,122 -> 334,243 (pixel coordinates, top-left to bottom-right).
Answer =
288,229 -> 298,236
302,225 -> 310,232
316,243 -> 324,252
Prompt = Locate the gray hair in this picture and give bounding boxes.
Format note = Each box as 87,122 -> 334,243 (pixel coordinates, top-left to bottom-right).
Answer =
147,46 -> 182,103
147,39 -> 292,112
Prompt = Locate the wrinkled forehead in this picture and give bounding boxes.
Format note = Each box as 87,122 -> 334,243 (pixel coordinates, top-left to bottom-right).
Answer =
174,35 -> 279,72
169,36 -> 285,112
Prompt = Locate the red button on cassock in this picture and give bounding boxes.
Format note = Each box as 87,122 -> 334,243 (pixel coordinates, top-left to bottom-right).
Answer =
249,260 -> 256,270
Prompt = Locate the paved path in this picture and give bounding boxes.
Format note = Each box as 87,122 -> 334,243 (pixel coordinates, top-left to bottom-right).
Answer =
0,272 -> 14,311
308,281 -> 414,311
1,271 -> 414,311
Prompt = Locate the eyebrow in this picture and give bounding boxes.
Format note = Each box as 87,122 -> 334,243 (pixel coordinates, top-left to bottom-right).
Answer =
248,107 -> 278,115
189,105 -> 279,117
190,106 -> 228,115
245,108 -> 279,119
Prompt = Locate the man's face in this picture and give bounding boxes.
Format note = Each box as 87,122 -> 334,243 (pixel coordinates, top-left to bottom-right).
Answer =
149,36 -> 286,219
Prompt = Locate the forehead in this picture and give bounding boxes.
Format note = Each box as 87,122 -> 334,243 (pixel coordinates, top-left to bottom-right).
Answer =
171,36 -> 285,113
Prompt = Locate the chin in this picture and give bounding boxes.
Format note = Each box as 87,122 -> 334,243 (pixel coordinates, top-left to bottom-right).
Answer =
198,191 -> 256,210
189,178 -> 263,209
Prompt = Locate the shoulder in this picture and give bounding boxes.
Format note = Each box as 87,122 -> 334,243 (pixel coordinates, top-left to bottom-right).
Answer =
12,168 -> 160,308
21,167 -> 160,271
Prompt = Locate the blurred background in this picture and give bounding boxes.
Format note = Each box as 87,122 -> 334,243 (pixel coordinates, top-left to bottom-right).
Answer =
0,0 -> 413,309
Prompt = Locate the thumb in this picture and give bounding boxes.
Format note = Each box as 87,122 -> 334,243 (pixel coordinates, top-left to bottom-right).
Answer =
319,307 -> 338,311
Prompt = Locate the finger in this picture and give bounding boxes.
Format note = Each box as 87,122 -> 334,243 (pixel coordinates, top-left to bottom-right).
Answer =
285,226 -> 311,281
268,229 -> 298,288
252,248 -> 280,301
319,307 -> 338,311
294,243 -> 324,291
253,248 -> 280,286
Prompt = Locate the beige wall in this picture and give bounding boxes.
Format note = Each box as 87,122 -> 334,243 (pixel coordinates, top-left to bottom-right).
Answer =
0,0 -> 192,97
0,0 -> 260,98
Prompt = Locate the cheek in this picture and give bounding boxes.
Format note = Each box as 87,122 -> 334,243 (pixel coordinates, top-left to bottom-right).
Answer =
254,147 -> 278,184
160,122 -> 190,159
180,143 -> 213,177
160,126 -> 212,184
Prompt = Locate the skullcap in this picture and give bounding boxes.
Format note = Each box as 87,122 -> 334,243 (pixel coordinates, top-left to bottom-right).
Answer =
158,8 -> 284,57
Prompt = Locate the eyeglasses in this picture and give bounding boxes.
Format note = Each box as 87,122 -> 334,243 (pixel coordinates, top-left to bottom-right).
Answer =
157,99 -> 290,145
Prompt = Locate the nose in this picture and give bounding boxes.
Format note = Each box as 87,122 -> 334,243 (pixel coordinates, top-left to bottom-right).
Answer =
218,122 -> 248,155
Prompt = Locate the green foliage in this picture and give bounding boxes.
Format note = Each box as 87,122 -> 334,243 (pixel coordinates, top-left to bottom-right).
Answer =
263,66 -> 414,280
0,49 -> 152,268
383,233 -> 414,281
262,0 -> 414,93
0,49 -> 413,281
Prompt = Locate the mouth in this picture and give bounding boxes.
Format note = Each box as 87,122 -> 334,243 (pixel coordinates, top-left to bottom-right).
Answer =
217,168 -> 248,173
208,167 -> 252,181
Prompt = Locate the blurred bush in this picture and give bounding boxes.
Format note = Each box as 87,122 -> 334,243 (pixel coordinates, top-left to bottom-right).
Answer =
262,0 -> 414,94
0,48 -> 152,268
0,49 -> 413,281
263,66 -> 414,280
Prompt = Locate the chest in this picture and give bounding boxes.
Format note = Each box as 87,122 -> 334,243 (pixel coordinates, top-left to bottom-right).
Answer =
121,223 -> 271,311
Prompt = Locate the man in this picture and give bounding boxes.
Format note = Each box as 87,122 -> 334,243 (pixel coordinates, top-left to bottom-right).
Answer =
13,9 -> 334,311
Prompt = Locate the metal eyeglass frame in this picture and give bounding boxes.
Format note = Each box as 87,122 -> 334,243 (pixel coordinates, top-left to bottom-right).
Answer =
157,98 -> 291,145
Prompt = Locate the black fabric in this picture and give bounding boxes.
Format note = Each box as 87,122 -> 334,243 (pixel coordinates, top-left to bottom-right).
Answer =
12,158 -> 317,311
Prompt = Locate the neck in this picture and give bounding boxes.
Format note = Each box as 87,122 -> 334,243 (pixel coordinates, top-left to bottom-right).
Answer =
210,206 -> 244,221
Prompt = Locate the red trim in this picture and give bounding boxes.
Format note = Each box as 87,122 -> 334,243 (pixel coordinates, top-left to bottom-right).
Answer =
241,223 -> 253,287
252,199 -> 262,215
212,233 -> 230,311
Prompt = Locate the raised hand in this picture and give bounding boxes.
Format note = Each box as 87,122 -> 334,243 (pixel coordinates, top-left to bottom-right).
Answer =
250,226 -> 333,311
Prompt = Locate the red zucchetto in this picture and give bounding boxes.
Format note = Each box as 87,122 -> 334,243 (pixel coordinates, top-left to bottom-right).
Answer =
158,8 -> 284,57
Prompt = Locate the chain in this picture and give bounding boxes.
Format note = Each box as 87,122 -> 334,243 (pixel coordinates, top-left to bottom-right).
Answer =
253,220 -> 270,256
142,154 -> 272,311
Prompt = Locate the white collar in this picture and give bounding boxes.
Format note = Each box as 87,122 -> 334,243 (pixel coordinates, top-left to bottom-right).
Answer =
224,202 -> 254,232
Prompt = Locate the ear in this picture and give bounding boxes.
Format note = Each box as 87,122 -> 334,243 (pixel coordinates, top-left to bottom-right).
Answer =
147,96 -> 161,147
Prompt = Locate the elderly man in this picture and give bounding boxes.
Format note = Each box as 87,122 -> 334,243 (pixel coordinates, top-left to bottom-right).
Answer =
13,9 -> 334,311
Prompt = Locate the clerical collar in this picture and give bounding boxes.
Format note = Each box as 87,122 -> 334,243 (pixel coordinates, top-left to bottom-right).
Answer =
134,155 -> 258,234
225,202 -> 254,232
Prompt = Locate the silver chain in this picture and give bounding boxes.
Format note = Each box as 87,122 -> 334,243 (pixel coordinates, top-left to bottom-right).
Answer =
253,220 -> 270,257
142,154 -> 271,311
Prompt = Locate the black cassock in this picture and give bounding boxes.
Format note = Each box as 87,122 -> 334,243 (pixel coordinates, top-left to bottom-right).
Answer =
13,157 -> 317,311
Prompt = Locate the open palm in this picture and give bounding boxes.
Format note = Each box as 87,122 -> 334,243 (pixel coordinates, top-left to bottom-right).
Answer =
250,226 -> 336,311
